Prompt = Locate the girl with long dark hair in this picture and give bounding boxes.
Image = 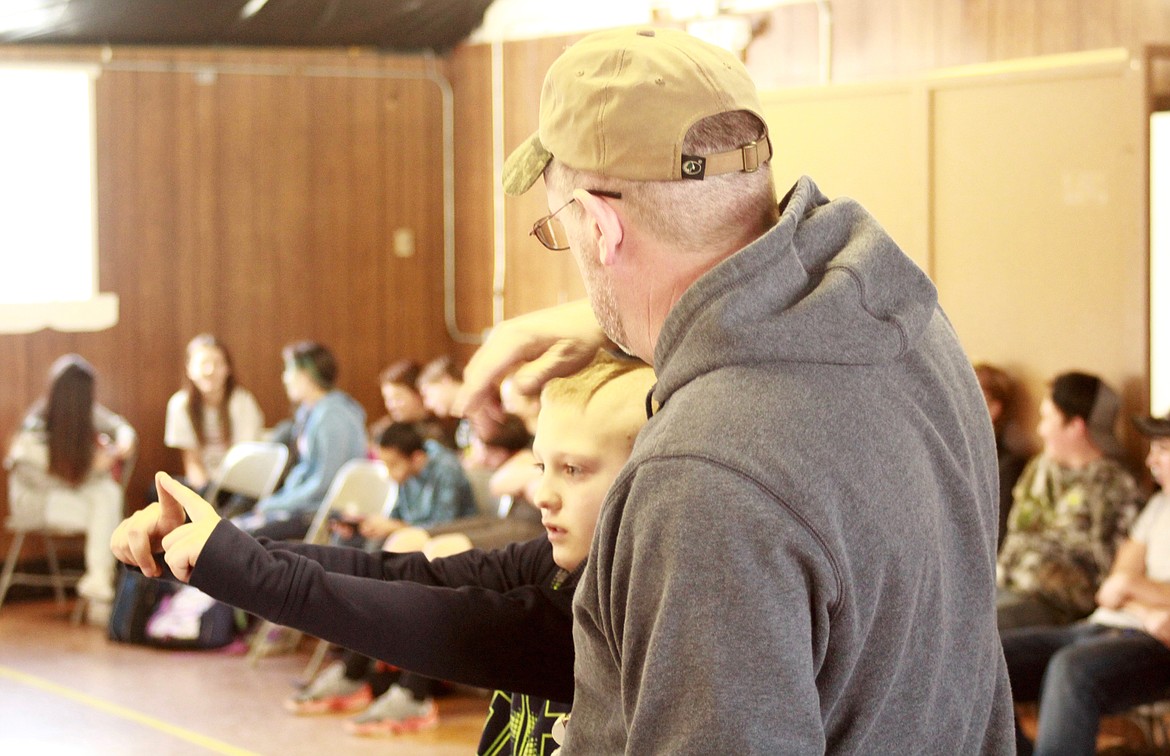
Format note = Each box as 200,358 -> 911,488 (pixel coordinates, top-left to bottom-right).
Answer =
5,354 -> 137,621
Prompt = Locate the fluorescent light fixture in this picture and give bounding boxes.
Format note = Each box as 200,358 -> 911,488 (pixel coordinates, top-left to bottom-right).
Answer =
239,0 -> 271,20
686,15 -> 754,54
721,0 -> 817,10
0,0 -> 67,34
654,0 -> 721,21
471,0 -> 653,42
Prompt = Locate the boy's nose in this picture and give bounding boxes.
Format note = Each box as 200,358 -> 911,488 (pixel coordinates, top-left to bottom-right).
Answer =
533,479 -> 559,511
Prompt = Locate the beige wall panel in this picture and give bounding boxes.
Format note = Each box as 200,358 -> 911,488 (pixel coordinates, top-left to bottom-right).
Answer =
760,86 -> 928,270
929,56 -> 1148,452
463,0 -> 1170,346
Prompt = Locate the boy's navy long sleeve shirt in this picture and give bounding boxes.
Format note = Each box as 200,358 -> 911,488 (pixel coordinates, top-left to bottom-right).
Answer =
189,521 -> 577,704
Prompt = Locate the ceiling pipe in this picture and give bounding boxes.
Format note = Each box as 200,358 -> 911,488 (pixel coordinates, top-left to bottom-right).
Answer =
490,40 -> 507,328
420,51 -> 483,345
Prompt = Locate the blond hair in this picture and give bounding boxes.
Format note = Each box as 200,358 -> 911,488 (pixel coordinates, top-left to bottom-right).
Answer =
541,353 -> 649,406
540,352 -> 655,447
544,111 -> 779,255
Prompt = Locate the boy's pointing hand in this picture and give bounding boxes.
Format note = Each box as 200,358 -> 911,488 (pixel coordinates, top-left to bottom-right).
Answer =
158,472 -> 222,583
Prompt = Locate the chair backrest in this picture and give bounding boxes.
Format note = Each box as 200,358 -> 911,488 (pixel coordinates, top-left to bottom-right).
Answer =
203,441 -> 289,504
303,459 -> 395,546
464,467 -> 500,517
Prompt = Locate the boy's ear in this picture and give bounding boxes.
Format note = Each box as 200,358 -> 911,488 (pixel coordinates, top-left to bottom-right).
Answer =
574,189 -> 624,267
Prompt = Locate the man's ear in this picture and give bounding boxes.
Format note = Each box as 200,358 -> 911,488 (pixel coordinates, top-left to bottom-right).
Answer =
574,189 -> 624,267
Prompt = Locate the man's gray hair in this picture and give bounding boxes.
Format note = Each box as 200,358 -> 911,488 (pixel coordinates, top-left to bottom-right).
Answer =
545,111 -> 779,255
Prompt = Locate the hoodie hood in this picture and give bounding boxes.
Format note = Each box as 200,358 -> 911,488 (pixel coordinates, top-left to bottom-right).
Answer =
653,176 -> 938,405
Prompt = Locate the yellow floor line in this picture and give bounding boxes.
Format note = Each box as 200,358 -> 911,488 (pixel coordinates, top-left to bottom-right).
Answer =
0,664 -> 258,755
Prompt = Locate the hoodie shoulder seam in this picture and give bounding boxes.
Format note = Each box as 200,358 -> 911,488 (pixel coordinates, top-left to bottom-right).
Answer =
826,263 -> 909,356
622,452 -> 845,617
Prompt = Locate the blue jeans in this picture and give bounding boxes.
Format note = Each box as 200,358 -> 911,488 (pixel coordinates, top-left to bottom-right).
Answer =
1002,622 -> 1170,755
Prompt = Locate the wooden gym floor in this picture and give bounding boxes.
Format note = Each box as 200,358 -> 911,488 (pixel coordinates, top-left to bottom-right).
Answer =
0,597 -> 486,755
4,593 -> 1166,755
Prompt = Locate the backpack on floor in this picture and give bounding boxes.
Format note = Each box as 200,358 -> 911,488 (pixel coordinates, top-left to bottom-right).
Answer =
108,567 -> 239,650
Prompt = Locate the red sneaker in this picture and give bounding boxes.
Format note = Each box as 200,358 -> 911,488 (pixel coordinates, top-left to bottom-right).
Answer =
345,685 -> 438,736
284,661 -> 373,715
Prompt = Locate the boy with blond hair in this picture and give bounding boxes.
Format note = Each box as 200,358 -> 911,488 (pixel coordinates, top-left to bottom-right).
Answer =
111,353 -> 652,752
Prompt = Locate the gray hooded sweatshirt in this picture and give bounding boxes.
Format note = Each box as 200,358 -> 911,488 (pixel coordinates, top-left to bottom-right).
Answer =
565,177 -> 1015,754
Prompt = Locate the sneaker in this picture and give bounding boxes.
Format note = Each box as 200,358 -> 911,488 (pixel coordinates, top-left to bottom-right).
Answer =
345,684 -> 438,736
284,661 -> 373,715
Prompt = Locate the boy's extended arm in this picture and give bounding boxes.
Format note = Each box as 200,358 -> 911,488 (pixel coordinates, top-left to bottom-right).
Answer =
190,520 -> 575,702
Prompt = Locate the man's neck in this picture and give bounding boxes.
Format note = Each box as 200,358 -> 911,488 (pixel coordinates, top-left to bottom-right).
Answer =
633,240 -> 749,364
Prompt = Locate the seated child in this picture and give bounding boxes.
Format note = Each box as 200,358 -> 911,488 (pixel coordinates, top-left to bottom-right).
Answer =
110,352 -> 653,752
6,354 -> 137,620
300,420 -> 478,733
997,371 -> 1141,630
165,334 -> 265,493
375,359 -> 461,451
233,341 -> 366,540
338,421 -> 478,546
417,354 -> 482,454
430,411 -> 545,550
1002,413 -> 1170,755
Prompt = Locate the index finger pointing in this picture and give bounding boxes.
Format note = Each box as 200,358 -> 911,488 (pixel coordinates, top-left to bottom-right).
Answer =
157,472 -> 219,523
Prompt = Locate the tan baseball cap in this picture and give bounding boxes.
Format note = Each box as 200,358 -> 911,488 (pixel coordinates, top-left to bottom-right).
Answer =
502,26 -> 772,196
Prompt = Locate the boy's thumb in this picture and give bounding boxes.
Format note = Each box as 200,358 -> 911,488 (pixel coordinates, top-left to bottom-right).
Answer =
156,471 -> 216,522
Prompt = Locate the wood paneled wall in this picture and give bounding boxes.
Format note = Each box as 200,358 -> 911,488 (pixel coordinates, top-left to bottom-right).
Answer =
5,0 -> 1170,559
0,46 -> 456,540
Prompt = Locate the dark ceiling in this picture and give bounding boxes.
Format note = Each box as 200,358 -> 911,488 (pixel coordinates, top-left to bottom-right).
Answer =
0,0 -> 498,52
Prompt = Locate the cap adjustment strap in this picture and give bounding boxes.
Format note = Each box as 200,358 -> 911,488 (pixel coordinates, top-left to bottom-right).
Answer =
680,135 -> 772,181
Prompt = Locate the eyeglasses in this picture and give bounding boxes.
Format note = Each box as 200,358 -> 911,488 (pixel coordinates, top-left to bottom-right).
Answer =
530,189 -> 623,250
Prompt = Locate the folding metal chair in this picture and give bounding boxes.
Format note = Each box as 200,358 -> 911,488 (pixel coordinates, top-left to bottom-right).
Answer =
0,451 -> 135,624
248,458 -> 395,667
203,441 -> 290,506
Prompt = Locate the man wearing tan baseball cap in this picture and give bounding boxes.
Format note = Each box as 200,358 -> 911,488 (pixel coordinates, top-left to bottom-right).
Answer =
458,26 -> 1013,754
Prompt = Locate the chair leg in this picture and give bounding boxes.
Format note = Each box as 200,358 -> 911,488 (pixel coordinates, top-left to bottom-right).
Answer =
69,597 -> 89,626
301,639 -> 333,685
41,535 -> 67,606
247,620 -> 302,666
0,532 -> 27,610
247,620 -> 276,666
